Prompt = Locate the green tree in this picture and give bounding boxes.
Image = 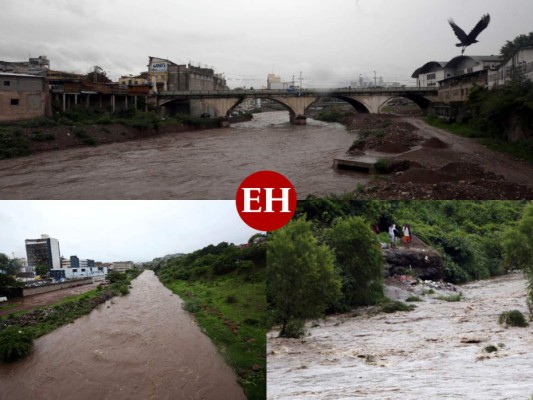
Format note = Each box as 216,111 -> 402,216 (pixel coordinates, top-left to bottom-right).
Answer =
326,216 -> 384,309
502,202 -> 533,315
267,218 -> 341,337
35,264 -> 49,278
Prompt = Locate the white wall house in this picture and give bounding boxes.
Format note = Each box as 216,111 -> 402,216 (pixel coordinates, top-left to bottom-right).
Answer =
488,47 -> 533,87
412,61 -> 447,87
50,267 -> 108,281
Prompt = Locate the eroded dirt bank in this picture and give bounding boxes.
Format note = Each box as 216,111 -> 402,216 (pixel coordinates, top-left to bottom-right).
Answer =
267,274 -> 532,399
346,114 -> 533,199
0,270 -> 245,400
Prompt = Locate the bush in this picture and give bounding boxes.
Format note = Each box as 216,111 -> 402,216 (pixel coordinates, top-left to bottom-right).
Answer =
436,293 -> 463,302
118,284 -> 129,295
226,295 -> 238,304
183,297 -> 201,313
406,296 -> 422,302
381,301 -> 416,313
0,326 -> 34,362
484,345 -> 498,353
498,310 -> 528,327
31,131 -> 55,141
374,159 -> 391,174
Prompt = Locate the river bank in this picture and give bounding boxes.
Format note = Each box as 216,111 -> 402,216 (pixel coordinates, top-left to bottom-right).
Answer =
0,270 -> 245,400
327,113 -> 533,199
267,273 -> 532,399
0,112 -> 252,159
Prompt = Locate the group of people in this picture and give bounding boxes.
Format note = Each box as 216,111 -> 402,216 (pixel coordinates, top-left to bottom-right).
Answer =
388,223 -> 411,249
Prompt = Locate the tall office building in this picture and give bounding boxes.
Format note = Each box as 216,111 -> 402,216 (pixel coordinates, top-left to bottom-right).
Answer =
25,234 -> 61,272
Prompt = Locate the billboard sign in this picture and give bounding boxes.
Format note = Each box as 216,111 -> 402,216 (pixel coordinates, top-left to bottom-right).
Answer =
151,62 -> 168,72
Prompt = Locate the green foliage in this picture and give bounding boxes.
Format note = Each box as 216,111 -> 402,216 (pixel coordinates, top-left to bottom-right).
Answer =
0,326 -> 34,362
374,159 -> 391,174
164,275 -> 266,400
381,301 -> 416,313
392,201 -> 525,283
325,216 -> 384,310
314,108 -> 353,123
0,128 -> 31,159
406,296 -> 422,302
500,32 -> 533,62
436,293 -> 463,302
484,345 -> 498,353
30,131 -> 55,141
498,310 -> 528,327
267,218 -> 341,337
35,264 -> 49,278
183,296 -> 202,313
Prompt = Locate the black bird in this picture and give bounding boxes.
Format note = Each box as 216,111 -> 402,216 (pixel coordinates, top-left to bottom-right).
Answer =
448,14 -> 490,55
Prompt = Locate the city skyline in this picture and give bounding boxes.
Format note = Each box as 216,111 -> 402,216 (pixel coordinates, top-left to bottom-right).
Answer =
1,0 -> 532,88
0,201 -> 260,263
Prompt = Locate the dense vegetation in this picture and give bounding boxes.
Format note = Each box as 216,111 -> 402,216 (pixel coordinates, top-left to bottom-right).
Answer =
268,199 -> 530,338
154,236 -> 266,400
502,202 -> 533,317
0,268 -> 142,363
0,108 -> 225,159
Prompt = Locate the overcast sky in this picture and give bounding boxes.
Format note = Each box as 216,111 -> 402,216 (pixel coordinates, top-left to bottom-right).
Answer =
0,201 -> 259,263
1,0 -> 532,88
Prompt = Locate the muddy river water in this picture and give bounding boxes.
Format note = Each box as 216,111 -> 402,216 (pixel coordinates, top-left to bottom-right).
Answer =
267,274 -> 533,399
0,112 -> 363,199
0,270 -> 245,400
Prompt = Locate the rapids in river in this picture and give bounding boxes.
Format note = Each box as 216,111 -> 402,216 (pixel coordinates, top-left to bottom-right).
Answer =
267,274 -> 533,399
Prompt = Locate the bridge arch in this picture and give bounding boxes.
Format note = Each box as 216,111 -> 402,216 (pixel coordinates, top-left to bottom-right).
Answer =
227,96 -> 297,122
377,93 -> 433,113
307,95 -> 371,114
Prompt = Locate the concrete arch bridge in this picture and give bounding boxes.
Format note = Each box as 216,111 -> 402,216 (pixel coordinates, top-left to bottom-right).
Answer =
156,87 -> 438,124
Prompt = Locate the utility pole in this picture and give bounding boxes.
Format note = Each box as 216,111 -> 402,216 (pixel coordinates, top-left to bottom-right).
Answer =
299,71 -> 303,89
373,70 -> 377,87
292,74 -> 295,87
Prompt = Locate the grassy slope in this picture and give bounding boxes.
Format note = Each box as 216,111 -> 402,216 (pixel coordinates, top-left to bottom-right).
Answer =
164,273 -> 266,400
425,116 -> 533,163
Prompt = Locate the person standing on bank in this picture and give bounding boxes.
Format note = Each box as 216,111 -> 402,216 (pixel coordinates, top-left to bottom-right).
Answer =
402,224 -> 412,248
388,224 -> 397,249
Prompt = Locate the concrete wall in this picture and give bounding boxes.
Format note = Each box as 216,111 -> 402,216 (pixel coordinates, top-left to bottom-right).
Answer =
0,74 -> 46,121
22,278 -> 93,297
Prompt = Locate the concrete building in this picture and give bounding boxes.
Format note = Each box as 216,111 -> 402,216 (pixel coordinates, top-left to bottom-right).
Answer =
50,266 -> 108,281
0,72 -> 47,122
0,56 -> 50,76
267,74 -> 282,89
25,234 -> 61,273
111,261 -> 134,273
488,47 -> 533,87
119,72 -> 150,86
148,56 -> 228,116
411,61 -> 447,87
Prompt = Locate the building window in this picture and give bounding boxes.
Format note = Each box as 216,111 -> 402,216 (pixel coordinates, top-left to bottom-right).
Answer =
427,73 -> 436,80
10,99 -> 19,106
3,81 -> 10,86
72,269 -> 77,272
81,268 -> 86,272
467,67 -> 473,73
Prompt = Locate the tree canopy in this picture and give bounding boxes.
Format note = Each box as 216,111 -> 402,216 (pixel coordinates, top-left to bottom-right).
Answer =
500,32 -> 533,62
267,218 -> 341,337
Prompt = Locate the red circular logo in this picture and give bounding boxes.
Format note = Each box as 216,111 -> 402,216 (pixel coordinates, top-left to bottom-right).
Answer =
236,170 -> 297,231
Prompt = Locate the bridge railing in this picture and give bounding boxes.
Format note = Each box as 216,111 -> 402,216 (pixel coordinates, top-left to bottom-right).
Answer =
160,87 -> 438,97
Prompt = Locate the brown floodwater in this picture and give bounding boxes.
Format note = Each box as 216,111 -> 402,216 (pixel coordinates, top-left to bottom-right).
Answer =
0,112 -> 364,199
0,270 -> 246,400
267,274 -> 533,399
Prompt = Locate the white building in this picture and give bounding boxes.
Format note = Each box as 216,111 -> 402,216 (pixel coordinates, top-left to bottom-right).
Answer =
111,261 -> 134,273
50,267 -> 108,281
488,47 -> 533,87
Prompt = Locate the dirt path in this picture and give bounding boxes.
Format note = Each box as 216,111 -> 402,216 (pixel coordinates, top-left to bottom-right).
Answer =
0,271 -> 246,400
400,117 -> 533,186
267,274 -> 533,399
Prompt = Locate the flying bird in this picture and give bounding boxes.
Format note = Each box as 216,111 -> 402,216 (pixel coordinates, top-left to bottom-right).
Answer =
448,14 -> 490,55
